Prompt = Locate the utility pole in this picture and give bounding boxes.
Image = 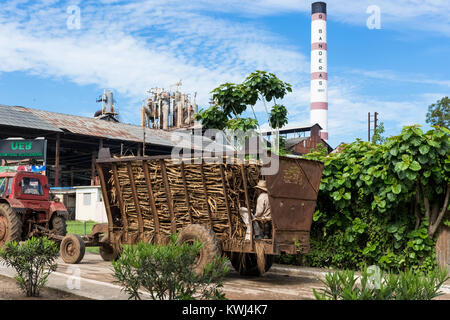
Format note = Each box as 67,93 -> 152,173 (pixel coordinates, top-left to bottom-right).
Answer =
368,112 -> 379,142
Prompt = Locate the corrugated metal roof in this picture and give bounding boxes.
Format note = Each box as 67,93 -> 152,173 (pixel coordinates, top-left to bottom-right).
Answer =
261,123 -> 322,136
0,104 -> 229,151
285,137 -> 308,150
0,105 -> 62,132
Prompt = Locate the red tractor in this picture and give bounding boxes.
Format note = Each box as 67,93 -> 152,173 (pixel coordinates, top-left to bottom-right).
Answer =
0,170 -> 68,243
0,170 -> 111,264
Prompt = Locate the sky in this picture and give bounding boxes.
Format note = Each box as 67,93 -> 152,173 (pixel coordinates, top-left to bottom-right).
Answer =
0,0 -> 448,148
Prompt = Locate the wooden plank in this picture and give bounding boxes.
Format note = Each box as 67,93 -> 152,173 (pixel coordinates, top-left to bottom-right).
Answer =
240,164 -> 253,246
219,164 -> 233,238
160,159 -> 177,234
127,162 -> 144,238
200,161 -> 214,229
91,151 -> 96,186
180,162 -> 193,224
112,163 -> 128,242
95,164 -> 114,239
54,133 -> 60,187
142,160 -> 161,241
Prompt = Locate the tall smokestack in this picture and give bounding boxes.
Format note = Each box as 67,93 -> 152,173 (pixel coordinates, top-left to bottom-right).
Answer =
310,2 -> 328,141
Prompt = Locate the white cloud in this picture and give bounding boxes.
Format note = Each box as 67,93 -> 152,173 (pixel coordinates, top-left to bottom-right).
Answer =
0,0 -> 309,115
0,0 -> 448,149
347,69 -> 450,88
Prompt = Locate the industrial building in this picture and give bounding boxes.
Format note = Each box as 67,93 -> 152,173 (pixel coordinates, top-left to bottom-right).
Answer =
0,104 -> 220,188
261,123 -> 332,155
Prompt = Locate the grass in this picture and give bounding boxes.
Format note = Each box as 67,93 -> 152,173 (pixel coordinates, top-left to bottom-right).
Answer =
66,220 -> 100,254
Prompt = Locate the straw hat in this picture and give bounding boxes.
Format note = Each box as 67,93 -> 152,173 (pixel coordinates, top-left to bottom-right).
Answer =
254,180 -> 267,192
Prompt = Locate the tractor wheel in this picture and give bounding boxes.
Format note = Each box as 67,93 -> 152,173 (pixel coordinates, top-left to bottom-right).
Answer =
99,235 -> 120,261
228,252 -> 274,276
60,234 -> 85,264
177,224 -> 221,275
50,214 -> 67,237
0,203 -> 22,248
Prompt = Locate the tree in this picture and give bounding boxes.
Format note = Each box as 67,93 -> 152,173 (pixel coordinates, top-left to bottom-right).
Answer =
426,96 -> 449,128
195,71 -> 292,132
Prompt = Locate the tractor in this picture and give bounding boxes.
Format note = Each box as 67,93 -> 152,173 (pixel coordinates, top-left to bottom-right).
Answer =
0,170 -> 109,264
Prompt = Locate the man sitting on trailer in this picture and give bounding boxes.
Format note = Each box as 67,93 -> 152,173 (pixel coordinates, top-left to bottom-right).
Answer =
253,180 -> 272,239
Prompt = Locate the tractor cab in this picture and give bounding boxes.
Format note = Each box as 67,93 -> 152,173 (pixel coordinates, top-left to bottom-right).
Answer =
0,171 -> 50,202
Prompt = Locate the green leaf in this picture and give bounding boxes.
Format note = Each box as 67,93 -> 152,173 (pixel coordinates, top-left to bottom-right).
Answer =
387,192 -> 396,202
391,184 -> 401,194
409,161 -> 421,171
389,148 -> 398,156
419,145 -> 430,155
387,225 -> 398,233
418,155 -> 429,164
406,170 -> 418,180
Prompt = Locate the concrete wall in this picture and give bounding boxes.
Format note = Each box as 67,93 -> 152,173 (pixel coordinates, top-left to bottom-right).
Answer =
75,186 -> 107,223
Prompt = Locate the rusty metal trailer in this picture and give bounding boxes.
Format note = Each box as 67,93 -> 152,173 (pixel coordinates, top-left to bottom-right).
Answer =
95,150 -> 323,275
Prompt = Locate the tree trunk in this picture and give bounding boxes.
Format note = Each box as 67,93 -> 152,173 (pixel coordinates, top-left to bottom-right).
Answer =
428,185 -> 450,237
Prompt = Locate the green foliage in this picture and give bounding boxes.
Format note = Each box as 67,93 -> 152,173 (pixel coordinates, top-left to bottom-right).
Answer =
269,104 -> 288,129
302,126 -> 449,271
242,70 -> 292,104
112,235 -> 228,300
194,105 -> 229,131
195,70 -> 291,131
314,267 -> 449,300
0,237 -> 59,297
372,121 -> 386,144
227,117 -> 259,132
426,96 -> 449,128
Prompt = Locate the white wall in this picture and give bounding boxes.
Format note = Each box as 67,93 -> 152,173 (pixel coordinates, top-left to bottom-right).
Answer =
75,186 -> 107,223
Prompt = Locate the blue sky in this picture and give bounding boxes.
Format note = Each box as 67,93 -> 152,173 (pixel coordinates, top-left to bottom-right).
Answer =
0,0 -> 448,148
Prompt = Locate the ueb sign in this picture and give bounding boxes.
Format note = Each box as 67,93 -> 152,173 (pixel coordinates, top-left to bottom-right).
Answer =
0,139 -> 47,160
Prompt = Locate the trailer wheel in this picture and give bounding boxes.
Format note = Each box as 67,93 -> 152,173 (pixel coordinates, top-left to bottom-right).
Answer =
60,234 -> 85,264
99,235 -> 120,261
177,224 -> 221,275
50,214 -> 67,237
0,204 -> 22,248
228,252 -> 274,276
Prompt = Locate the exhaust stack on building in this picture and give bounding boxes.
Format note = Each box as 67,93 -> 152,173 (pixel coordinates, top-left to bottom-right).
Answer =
310,2 -> 328,141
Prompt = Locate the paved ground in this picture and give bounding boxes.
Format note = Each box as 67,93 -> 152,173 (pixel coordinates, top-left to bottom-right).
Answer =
0,252 -> 449,300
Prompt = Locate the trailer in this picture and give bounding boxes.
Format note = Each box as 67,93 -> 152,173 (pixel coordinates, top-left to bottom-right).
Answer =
95,149 -> 323,275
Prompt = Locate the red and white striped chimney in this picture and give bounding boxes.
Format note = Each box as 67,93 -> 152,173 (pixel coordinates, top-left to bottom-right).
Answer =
310,2 -> 328,141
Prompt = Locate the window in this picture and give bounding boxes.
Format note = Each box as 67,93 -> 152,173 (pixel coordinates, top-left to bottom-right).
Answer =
0,178 -> 6,196
6,178 -> 12,197
21,177 -> 44,196
83,193 -> 92,206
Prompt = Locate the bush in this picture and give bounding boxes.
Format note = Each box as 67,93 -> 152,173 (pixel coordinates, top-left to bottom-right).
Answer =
313,267 -> 449,300
301,126 -> 449,271
112,235 -> 229,300
0,237 -> 59,297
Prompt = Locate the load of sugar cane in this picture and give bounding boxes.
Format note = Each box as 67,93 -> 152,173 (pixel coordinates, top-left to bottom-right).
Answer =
108,158 -> 261,242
